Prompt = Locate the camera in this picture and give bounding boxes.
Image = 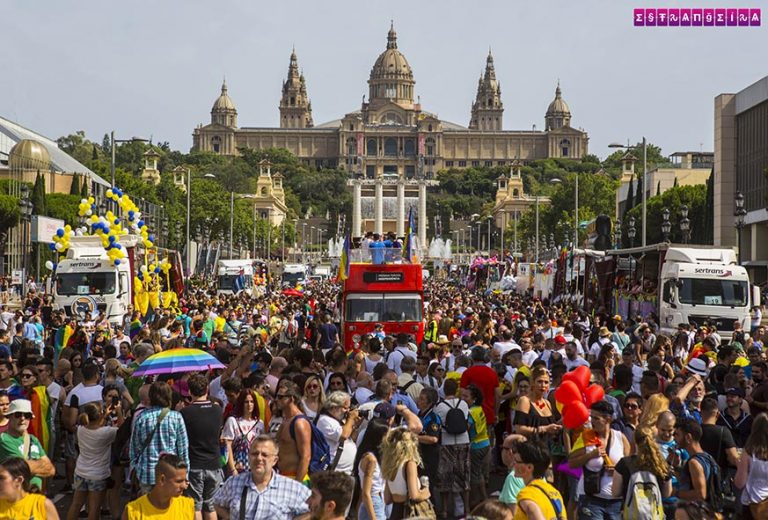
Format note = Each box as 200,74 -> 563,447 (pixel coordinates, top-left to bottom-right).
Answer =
111,396 -> 119,407
357,408 -> 372,421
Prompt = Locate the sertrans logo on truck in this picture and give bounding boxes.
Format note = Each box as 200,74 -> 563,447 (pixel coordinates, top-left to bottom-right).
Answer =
693,267 -> 733,277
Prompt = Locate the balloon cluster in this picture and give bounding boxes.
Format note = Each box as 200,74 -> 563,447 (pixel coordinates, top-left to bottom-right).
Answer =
48,225 -> 74,266
107,188 -> 154,249
554,365 -> 605,429
77,196 -> 96,218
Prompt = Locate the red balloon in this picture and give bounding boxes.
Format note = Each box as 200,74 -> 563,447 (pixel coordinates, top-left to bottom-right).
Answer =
583,384 -> 605,407
562,401 -> 590,429
570,366 -> 592,391
554,380 -> 582,407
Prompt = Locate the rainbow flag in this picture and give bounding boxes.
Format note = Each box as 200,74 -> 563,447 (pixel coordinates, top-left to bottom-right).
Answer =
26,386 -> 51,457
338,234 -> 351,281
402,207 -> 418,264
54,324 -> 74,360
129,319 -> 142,339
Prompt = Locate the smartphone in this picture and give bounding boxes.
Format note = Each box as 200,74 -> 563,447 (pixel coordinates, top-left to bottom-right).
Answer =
111,396 -> 119,407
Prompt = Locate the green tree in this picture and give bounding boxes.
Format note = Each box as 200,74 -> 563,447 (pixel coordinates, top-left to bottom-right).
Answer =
45,194 -> 80,224
0,195 -> 20,231
602,141 -> 671,172
31,172 -> 47,216
80,176 -> 89,198
69,174 -> 81,195
625,185 -> 707,245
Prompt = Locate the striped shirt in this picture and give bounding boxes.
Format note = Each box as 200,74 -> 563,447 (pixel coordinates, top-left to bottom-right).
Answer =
129,407 -> 189,485
212,470 -> 310,520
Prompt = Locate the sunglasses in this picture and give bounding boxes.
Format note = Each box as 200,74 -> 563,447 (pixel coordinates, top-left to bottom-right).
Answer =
20,374 -> 34,379
624,403 -> 640,410
10,412 -> 32,420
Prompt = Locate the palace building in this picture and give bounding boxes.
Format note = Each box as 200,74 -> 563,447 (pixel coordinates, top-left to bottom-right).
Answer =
192,23 -> 589,239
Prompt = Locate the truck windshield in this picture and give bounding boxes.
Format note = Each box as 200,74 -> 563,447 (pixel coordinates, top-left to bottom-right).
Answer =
56,273 -> 116,296
218,275 -> 252,290
678,278 -> 748,307
283,272 -> 305,284
345,293 -> 422,322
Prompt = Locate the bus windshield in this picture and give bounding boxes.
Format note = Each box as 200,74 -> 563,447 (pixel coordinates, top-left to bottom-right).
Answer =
56,272 -> 117,296
345,293 -> 422,322
678,278 -> 748,307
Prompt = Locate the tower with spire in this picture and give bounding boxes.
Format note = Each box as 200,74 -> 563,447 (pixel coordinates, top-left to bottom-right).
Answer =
280,48 -> 313,128
469,49 -> 503,131
211,79 -> 238,127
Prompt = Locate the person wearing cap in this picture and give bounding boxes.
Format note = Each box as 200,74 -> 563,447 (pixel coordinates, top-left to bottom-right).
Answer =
718,387 -> 753,448
671,365 -> 708,424
588,326 -> 616,363
0,399 -> 54,490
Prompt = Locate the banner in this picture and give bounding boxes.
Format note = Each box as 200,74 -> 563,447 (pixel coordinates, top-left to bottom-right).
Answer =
356,133 -> 364,156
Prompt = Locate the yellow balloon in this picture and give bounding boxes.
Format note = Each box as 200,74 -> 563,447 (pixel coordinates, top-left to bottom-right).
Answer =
88,196 -> 95,204
106,189 -> 114,198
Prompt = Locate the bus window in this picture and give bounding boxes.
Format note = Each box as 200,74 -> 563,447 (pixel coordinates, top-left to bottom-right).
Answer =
382,294 -> 422,322
345,294 -> 383,322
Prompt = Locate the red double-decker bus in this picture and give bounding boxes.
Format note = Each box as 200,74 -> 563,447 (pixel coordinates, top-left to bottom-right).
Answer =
341,261 -> 424,352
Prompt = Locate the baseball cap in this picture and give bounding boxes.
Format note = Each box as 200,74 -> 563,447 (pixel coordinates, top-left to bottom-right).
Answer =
554,335 -> 567,345
373,402 -> 396,420
725,387 -> 746,398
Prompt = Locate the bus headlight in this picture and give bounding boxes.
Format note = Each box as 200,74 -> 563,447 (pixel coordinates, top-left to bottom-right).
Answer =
352,334 -> 361,344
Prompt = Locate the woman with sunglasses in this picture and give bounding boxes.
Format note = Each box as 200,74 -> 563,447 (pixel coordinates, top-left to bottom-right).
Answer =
17,366 -> 52,457
0,457 -> 59,519
221,389 -> 264,476
301,374 -> 325,420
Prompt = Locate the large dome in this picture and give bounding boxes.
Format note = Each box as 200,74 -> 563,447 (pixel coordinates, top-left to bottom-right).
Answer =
212,80 -> 236,112
368,23 -> 415,107
546,85 -> 571,116
9,139 -> 50,170
370,25 -> 413,81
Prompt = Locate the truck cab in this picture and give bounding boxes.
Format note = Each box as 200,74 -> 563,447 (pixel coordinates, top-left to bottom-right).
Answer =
216,260 -> 255,295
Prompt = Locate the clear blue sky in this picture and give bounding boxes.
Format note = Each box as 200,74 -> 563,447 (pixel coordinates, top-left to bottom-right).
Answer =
1,0 -> 764,159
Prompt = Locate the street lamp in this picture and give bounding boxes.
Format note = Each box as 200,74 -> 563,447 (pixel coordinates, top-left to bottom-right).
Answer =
679,205 -> 691,244
614,219 -> 622,249
735,191 -> 747,265
627,216 -> 637,248
486,216 -> 492,253
609,137 -> 648,246
110,132 -> 149,205
19,184 -> 33,294
661,207 -> 671,243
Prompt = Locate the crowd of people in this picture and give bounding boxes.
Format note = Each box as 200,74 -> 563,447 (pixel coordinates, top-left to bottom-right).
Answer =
0,273 -> 767,520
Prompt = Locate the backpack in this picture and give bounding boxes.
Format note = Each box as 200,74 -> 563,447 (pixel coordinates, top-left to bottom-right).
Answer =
231,419 -> 260,470
441,399 -> 468,435
692,452 -> 724,512
622,470 -> 664,520
289,414 -> 331,474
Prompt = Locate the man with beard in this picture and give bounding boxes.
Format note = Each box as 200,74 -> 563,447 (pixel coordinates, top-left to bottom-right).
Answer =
305,471 -> 353,520
562,341 -> 589,371
746,361 -> 768,417
672,365 -> 707,424
717,387 -> 753,448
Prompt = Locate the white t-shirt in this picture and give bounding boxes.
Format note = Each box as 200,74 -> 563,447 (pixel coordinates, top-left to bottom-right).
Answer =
47,381 -> 64,416
76,426 -> 118,480
111,335 -> 131,348
563,356 -> 591,372
315,414 -> 357,475
221,416 -> 263,442
387,347 -> 418,376
521,350 -> 538,367
209,376 -> 226,406
434,397 -> 470,446
64,383 -> 104,410
492,340 -> 518,358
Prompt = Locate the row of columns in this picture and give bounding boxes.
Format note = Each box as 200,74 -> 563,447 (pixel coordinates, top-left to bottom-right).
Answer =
350,179 -> 427,246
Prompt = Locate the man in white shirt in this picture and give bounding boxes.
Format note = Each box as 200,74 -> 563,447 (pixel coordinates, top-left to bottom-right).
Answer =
519,337 -> 538,367
492,329 -> 518,359
589,326 -> 617,361
433,378 -> 470,518
563,342 -> 590,371
386,333 -> 417,376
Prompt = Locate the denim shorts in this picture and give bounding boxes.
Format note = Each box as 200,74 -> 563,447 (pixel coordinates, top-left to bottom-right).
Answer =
185,468 -> 224,512
74,475 -> 108,492
358,493 -> 386,520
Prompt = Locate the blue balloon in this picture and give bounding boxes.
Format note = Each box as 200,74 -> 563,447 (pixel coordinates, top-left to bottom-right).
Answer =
49,243 -> 56,251
109,235 -> 116,243
114,219 -> 120,226
128,210 -> 135,217
56,228 -> 64,237
115,244 -> 122,250
138,220 -> 145,228
154,267 -> 161,274
114,259 -> 121,266
138,273 -> 143,280
148,235 -> 155,242
52,263 -> 57,270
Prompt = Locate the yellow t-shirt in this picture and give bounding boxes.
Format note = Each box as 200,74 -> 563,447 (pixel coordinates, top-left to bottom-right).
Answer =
124,494 -> 195,520
512,479 -> 564,520
0,493 -> 46,520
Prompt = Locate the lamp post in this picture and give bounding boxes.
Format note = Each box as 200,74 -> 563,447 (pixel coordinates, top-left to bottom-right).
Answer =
627,216 -> 637,248
486,216 -> 492,253
609,137 -> 648,246
185,168 -> 191,276
229,191 -> 234,259
661,208 -> 671,243
574,171 -> 579,247
110,132 -> 149,206
19,184 -> 33,295
735,191 -> 747,265
292,218 -> 298,262
614,219 -> 622,249
679,205 -> 691,244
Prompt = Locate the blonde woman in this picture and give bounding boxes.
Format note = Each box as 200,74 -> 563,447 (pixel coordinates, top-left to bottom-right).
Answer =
102,359 -> 134,408
301,374 -> 325,420
639,392 -> 670,431
611,428 -> 672,511
514,366 -> 562,440
380,427 -> 432,520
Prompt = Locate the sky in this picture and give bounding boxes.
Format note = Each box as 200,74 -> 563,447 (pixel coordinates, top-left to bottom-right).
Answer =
1,0 -> 765,160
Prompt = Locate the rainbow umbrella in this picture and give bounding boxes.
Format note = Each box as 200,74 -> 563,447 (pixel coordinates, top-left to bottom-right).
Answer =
131,348 -> 225,377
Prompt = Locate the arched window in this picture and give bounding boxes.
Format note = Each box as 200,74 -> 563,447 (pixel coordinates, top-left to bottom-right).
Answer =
260,187 -> 268,196
367,139 -> 377,157
384,138 -> 397,157
560,139 -> 571,157
512,188 -> 520,198
211,136 -> 221,154
382,112 -> 402,125
404,139 -> 415,157
290,96 -> 295,106
425,138 -> 435,156
428,124 -> 433,132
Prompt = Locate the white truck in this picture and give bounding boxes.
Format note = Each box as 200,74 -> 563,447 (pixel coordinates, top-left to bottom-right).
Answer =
607,245 -> 758,340
281,263 -> 308,287
53,235 -> 184,325
216,259 -> 254,295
